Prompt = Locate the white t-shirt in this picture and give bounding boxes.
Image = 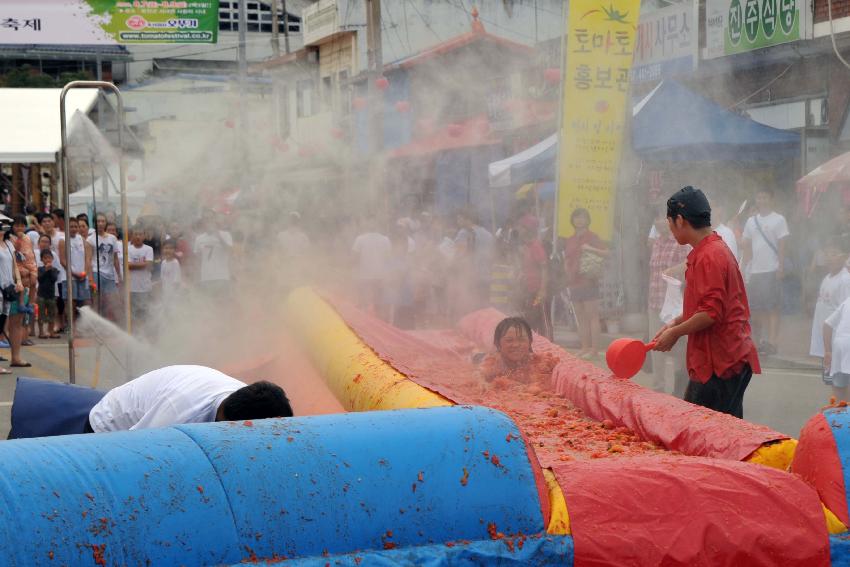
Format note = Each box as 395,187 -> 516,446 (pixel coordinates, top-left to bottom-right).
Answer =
715,224 -> 739,263
742,212 -> 790,274
26,230 -> 39,251
87,233 -> 120,281
277,228 -> 311,259
68,234 -> 88,275
50,230 -> 66,283
811,269 -> 850,357
88,365 -> 246,432
352,232 -> 392,280
0,242 -> 14,289
194,231 -> 233,282
825,299 -> 850,376
127,243 -> 154,293
160,258 -> 182,299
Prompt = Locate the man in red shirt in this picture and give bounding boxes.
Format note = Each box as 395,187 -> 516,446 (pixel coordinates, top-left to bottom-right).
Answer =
653,186 -> 760,418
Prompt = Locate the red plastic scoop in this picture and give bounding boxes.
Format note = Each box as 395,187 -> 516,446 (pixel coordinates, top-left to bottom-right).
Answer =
605,338 -> 657,379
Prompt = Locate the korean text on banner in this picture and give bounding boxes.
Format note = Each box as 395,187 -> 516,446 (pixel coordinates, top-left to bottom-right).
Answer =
0,1 -> 219,45
557,0 -> 640,240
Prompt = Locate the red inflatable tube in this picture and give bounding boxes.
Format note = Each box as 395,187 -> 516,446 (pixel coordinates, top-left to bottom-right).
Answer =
554,454 -> 831,567
792,412 -> 849,526
457,309 -> 788,462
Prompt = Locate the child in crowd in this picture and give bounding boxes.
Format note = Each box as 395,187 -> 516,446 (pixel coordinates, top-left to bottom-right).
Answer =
127,226 -> 154,328
35,234 -> 51,267
824,295 -> 850,401
159,239 -> 182,306
37,251 -> 59,339
811,237 -> 850,360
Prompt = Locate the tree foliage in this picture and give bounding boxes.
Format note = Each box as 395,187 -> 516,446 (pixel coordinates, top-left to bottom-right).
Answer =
0,65 -> 93,88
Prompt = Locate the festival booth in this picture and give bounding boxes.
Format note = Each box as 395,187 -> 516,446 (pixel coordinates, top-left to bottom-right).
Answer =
487,81 -> 800,188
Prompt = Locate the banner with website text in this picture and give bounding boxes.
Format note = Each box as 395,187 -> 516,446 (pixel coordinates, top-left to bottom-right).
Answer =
557,0 -> 640,241
0,0 -> 219,45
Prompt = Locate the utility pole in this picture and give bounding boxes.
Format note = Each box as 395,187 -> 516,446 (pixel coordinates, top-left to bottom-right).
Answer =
271,0 -> 280,57
282,0 -> 291,54
96,51 -> 109,204
366,0 -> 384,216
238,0 -> 247,77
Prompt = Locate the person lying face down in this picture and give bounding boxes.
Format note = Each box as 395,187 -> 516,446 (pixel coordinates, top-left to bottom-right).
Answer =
478,317 -> 558,389
86,365 -> 293,433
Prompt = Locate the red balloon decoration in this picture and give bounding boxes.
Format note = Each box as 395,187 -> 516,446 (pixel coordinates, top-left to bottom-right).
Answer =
395,100 -> 411,113
352,96 -> 368,111
375,76 -> 389,91
447,123 -> 463,138
544,68 -> 561,85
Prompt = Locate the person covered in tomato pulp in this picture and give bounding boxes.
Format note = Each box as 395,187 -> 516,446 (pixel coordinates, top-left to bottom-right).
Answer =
653,186 -> 760,418
478,317 -> 558,391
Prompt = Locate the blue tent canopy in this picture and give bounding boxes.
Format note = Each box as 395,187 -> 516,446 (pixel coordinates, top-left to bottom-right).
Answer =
632,81 -> 800,162
488,81 -> 800,187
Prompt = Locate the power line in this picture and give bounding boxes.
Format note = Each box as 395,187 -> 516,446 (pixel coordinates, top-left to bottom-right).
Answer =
405,0 -> 443,43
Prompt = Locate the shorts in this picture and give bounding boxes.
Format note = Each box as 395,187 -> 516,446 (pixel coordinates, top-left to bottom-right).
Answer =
748,272 -> 781,311
130,292 -> 150,322
825,372 -> 850,388
9,291 -> 29,316
61,279 -> 91,302
93,275 -> 118,295
684,364 -> 752,419
569,285 -> 600,303
37,297 -> 57,324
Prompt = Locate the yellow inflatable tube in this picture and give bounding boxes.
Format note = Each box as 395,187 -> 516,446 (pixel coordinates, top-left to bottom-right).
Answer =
285,287 -> 452,412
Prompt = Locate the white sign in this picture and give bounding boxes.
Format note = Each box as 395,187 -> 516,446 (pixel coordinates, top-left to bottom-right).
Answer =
303,0 -> 339,46
631,3 -> 697,83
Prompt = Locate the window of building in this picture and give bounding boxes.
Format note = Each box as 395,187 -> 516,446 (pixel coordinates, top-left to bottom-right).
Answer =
322,75 -> 333,108
247,12 -> 258,21
297,79 -> 314,117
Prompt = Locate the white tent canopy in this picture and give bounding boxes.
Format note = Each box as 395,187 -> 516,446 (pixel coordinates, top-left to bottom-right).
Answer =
0,88 -> 98,163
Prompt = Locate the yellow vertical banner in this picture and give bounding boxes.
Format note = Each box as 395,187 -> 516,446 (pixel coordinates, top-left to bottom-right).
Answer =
557,0 -> 641,240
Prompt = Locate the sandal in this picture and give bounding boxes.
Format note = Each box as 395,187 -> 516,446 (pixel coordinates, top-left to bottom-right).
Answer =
48,335 -> 61,339
10,362 -> 31,367
21,339 -> 33,346
38,335 -> 48,339
0,368 -> 12,375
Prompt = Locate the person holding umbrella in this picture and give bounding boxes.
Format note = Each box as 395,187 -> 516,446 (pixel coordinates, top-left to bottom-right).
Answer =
652,186 -> 760,418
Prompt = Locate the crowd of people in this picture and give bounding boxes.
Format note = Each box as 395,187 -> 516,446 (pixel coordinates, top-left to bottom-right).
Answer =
0,206 -> 248,373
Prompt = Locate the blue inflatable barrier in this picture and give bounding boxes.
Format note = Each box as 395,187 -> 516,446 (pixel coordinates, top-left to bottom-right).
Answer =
8,377 -> 105,439
269,534 -> 576,566
0,406 -> 547,566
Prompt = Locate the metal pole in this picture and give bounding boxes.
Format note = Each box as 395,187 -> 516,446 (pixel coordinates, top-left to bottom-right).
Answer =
60,80 -> 130,384
238,0 -> 247,77
270,0 -> 280,57
282,0 -> 290,54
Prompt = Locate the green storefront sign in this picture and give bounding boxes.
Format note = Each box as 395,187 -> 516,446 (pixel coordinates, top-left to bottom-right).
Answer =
85,0 -> 219,44
705,0 -> 810,58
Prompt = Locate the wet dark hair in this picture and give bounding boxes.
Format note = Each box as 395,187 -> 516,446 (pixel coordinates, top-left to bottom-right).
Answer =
51,208 -> 64,219
76,213 -> 89,222
217,381 -> 293,421
12,215 -> 26,227
40,250 -> 53,260
570,208 -> 590,227
493,317 -> 533,351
